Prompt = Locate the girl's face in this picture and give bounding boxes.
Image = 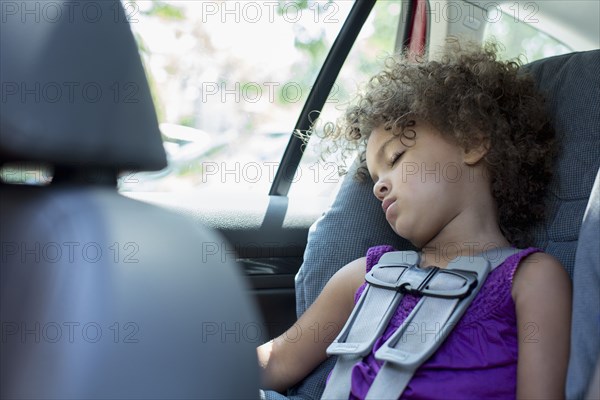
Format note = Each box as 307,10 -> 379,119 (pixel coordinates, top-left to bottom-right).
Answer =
366,119 -> 478,248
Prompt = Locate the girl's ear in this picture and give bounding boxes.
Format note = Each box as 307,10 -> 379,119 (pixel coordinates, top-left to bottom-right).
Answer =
462,138 -> 490,165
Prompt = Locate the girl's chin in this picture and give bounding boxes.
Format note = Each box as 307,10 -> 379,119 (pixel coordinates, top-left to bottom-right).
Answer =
389,223 -> 410,241
389,223 -> 424,249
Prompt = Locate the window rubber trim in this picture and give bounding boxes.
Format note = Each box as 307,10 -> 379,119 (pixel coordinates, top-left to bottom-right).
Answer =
269,0 -> 378,197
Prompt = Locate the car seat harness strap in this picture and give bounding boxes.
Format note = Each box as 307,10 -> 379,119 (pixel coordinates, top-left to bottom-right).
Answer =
322,247 -> 520,400
322,251 -> 419,399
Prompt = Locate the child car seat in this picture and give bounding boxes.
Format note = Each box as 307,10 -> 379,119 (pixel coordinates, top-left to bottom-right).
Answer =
262,49 -> 600,399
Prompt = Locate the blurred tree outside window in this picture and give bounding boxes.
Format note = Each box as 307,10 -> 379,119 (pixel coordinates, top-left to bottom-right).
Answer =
120,0 -> 355,193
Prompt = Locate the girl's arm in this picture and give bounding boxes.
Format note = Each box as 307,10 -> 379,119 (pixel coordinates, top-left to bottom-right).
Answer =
257,257 -> 367,393
512,252 -> 572,399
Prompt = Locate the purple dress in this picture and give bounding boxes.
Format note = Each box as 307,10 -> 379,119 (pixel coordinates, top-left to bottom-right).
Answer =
346,245 -> 540,400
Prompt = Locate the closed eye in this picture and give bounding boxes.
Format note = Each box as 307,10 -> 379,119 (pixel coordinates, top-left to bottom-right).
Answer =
388,151 -> 404,167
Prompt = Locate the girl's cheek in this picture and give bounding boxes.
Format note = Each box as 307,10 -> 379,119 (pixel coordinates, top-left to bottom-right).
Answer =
398,161 -> 421,186
403,162 -> 440,188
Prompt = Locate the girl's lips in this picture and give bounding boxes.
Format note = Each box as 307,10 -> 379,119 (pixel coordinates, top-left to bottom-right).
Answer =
381,198 -> 394,213
383,199 -> 397,218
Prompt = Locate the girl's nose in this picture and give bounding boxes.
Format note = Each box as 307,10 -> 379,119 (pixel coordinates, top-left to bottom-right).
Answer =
373,179 -> 389,201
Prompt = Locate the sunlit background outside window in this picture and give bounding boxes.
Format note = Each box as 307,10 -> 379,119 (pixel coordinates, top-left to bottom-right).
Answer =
121,0 -> 355,194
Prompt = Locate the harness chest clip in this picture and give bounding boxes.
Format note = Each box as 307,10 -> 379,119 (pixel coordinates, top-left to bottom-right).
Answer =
365,263 -> 478,299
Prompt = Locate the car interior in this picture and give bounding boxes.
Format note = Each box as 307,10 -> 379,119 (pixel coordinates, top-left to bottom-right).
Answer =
1,0 -> 599,399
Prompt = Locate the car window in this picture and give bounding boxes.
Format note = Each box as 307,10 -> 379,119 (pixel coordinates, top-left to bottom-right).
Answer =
119,0 -> 355,193
482,4 -> 572,62
288,0 -> 402,199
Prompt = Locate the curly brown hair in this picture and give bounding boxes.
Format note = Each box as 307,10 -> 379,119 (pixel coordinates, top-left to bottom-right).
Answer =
327,40 -> 555,248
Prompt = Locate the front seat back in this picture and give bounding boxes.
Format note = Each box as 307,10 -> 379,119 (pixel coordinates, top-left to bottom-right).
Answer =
1,1 -> 260,398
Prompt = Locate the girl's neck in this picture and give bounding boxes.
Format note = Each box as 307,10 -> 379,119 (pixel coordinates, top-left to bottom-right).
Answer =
418,205 -> 510,268
419,232 -> 511,268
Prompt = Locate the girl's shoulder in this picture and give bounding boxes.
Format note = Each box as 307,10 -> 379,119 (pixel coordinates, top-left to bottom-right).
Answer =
511,250 -> 571,303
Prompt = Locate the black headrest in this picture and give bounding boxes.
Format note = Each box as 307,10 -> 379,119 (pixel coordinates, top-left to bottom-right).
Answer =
0,0 -> 167,171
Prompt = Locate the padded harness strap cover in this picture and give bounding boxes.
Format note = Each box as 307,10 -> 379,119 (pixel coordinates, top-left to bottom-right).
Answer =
322,252 -> 419,399
325,248 -> 520,399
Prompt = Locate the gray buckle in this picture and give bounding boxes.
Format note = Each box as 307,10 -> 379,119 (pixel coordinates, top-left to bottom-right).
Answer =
366,264 -> 478,299
374,255 -> 491,366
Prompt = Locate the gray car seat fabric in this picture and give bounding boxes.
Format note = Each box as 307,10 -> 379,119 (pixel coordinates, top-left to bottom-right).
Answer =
294,159 -> 415,318
567,167 -> 600,400
1,1 -> 261,398
524,50 -> 600,277
263,50 -> 600,399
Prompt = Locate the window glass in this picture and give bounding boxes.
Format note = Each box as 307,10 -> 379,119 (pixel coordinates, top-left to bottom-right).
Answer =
120,0 -> 354,193
289,0 -> 402,198
483,7 -> 571,63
